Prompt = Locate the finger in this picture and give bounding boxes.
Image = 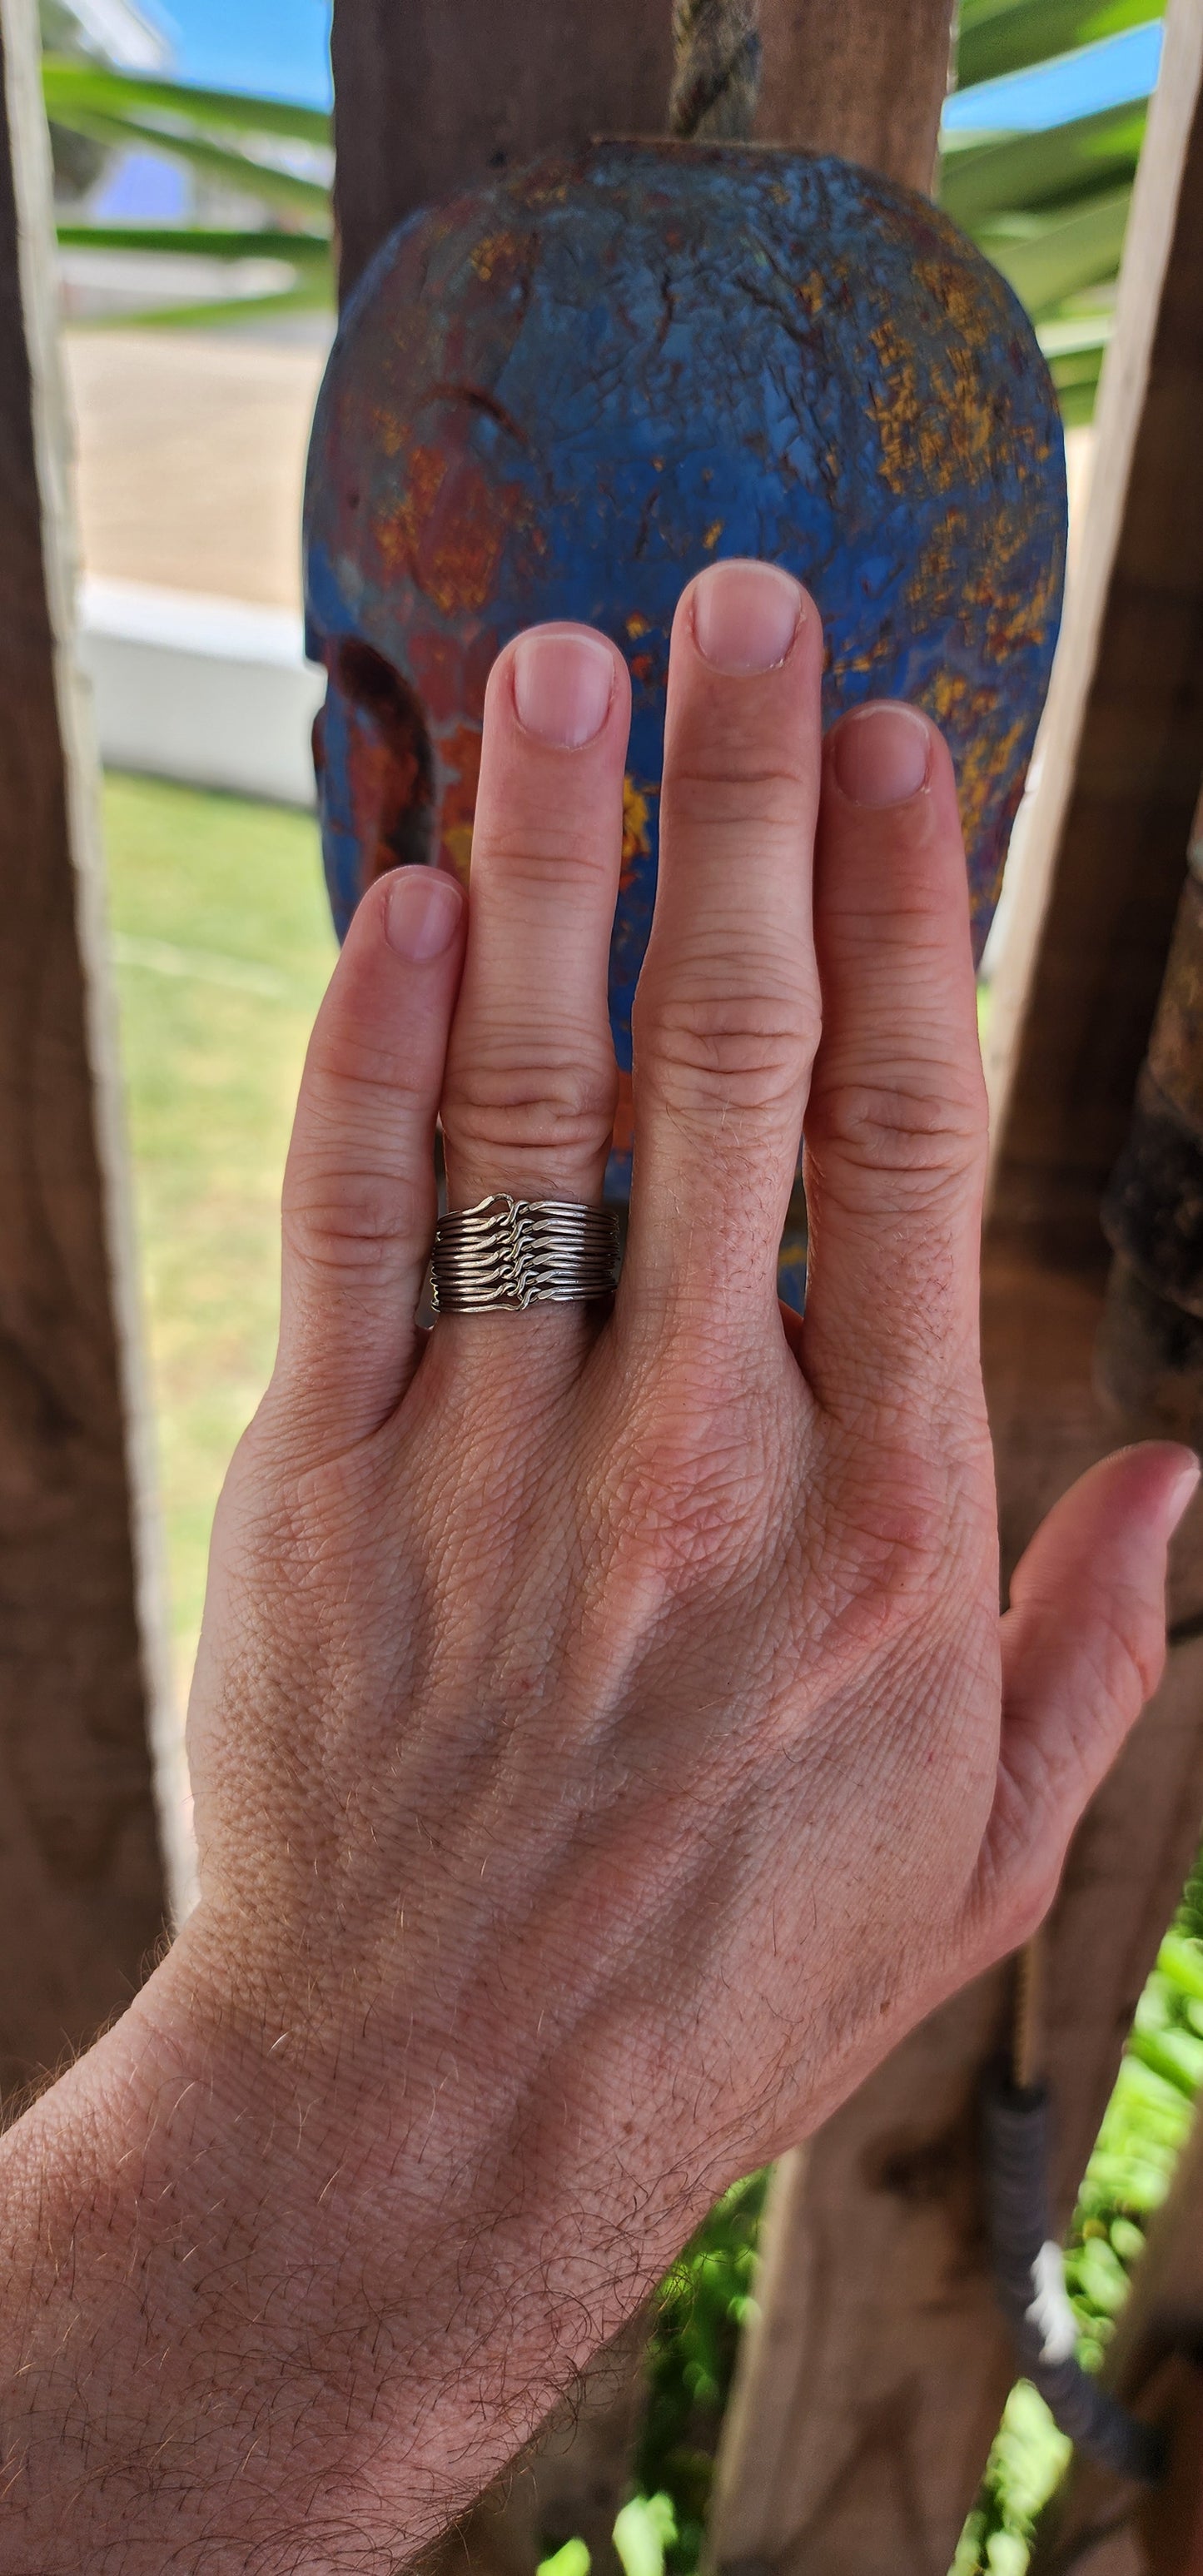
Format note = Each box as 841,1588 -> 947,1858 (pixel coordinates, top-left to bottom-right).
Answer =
440,625 -> 629,1234
271,866 -> 465,1447
799,704 -> 987,1420
627,560 -> 823,1339
982,1444 -> 1200,1935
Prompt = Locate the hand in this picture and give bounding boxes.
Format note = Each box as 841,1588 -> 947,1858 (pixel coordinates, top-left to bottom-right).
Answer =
1,559 -> 1192,2570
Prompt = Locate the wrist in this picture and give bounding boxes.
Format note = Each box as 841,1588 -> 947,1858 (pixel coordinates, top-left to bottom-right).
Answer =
120,1912 -> 664,2542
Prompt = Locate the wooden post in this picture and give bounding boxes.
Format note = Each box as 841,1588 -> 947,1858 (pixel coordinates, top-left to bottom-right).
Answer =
331,0 -> 674,304
0,0 -> 172,2101
753,0 -> 955,194
983,0 -> 1203,1261
709,3 -> 1203,2569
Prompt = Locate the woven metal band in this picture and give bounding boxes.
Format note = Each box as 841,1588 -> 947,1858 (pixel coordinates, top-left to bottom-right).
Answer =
430,1194 -> 622,1314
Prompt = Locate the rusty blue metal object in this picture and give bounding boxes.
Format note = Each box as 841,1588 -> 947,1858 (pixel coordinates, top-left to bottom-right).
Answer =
305,139 -> 1066,1310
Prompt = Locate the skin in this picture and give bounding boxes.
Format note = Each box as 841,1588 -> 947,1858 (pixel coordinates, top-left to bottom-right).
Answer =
0,563 -> 1194,2574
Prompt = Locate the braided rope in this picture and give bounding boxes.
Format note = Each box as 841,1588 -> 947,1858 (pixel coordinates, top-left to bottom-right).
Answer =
669,0 -> 762,141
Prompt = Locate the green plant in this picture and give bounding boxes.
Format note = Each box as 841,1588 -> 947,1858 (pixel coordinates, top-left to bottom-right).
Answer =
633,2171 -> 770,2575
42,55 -> 333,324
944,0 -> 1166,423
956,1905 -> 1203,2574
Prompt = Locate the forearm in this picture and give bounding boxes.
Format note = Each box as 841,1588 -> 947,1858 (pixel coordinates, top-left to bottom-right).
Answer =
0,1931 -> 663,2575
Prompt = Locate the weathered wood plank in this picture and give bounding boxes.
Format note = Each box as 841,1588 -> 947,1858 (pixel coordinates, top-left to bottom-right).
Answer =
754,0 -> 955,193
0,0 -> 170,2100
984,0 -> 1203,1263
331,0 -> 674,303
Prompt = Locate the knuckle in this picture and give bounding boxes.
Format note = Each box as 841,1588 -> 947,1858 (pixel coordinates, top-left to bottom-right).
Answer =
309,1022 -> 428,1113
443,1042 -> 618,1163
477,828 -> 615,897
667,759 -> 809,828
283,1161 -> 426,1278
636,982 -> 807,1120
808,1064 -> 987,1207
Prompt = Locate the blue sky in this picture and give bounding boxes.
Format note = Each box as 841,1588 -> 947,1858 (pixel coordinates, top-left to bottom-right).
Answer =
944,17 -> 1161,128
145,1 -> 1155,127
157,0 -> 332,105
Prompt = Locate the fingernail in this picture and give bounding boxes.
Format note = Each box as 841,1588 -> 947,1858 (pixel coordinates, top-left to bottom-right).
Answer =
693,559 -> 803,674
833,703 -> 931,806
385,866 -> 462,962
1166,1454 -> 1201,1536
513,629 -> 614,747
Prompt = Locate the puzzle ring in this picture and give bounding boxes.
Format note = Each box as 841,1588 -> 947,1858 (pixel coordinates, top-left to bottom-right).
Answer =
430,1193 -> 622,1315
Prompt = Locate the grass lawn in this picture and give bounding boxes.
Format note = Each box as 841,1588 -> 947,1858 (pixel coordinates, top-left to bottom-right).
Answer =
103,770 -> 336,1701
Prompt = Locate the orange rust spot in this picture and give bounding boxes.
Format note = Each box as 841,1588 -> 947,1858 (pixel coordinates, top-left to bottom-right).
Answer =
922,669 -> 1025,858
703,520 -> 723,551
867,303 -> 1002,500
470,229 -> 519,284
437,720 -> 483,883
625,612 -> 651,640
621,774 -> 656,883
383,441 -> 517,616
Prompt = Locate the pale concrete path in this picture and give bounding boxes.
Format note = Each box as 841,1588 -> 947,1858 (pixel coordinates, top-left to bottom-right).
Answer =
63,327 -> 331,611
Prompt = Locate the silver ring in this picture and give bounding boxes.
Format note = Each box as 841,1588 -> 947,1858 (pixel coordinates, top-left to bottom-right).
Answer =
430,1194 -> 621,1314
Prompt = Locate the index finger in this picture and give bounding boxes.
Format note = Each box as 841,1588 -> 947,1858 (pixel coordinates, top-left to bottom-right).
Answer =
798,704 -> 988,1423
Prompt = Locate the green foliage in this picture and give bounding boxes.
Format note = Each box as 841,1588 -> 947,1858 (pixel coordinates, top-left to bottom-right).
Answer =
958,0 -> 1163,92
43,58 -> 330,221
633,2171 -> 770,2576
614,2492 -> 679,2576
955,1897 -> 1203,2574
42,55 -> 334,326
941,101 -> 1146,226
943,5 -> 1166,422
42,59 -> 330,146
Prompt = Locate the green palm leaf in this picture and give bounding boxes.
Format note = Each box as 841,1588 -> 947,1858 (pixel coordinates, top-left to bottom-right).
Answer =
958,0 -> 1163,91
46,100 -> 330,221
56,222 -> 331,265
42,57 -> 330,146
977,183 -> 1131,311
941,98 -> 1145,221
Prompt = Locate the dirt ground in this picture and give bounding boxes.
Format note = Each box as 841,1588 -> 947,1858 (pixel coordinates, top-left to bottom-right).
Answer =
63,326 -> 331,609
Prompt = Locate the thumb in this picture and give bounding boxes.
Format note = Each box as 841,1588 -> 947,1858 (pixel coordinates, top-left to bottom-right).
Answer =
984,1443 -> 1199,1932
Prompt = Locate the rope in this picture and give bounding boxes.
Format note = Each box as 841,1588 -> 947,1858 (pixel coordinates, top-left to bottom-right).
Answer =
669,0 -> 763,142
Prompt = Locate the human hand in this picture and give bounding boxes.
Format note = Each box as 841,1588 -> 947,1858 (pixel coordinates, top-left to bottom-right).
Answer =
4,560 -> 1192,2569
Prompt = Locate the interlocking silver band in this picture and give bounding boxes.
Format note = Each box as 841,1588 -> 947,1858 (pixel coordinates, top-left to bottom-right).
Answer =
430,1194 -> 622,1314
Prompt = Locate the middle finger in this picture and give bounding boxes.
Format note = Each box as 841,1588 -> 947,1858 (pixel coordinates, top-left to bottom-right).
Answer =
627,559 -> 823,1345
